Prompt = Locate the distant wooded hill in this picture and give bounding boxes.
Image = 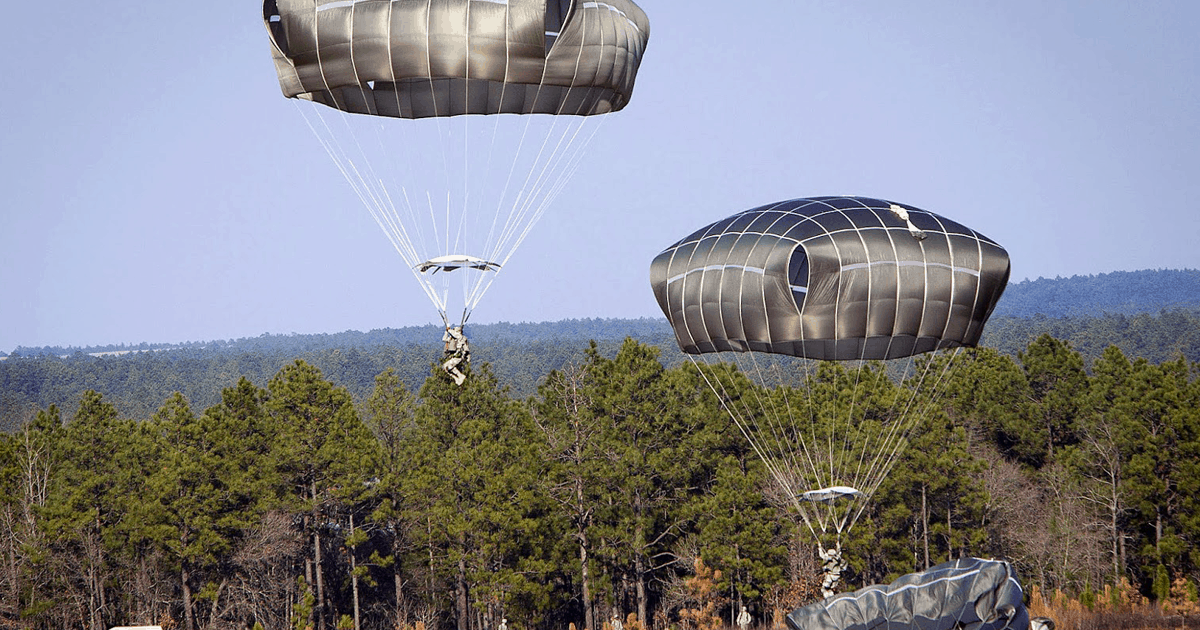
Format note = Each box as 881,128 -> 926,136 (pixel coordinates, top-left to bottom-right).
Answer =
990,268 -> 1200,318
2,269 -> 1198,426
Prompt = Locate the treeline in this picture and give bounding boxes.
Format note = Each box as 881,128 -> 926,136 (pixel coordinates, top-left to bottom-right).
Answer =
981,309 -> 1200,366
0,318 -> 674,361
5,268 -> 1197,363
1,335 -> 1197,630
0,318 -> 678,427
4,308 -> 1200,427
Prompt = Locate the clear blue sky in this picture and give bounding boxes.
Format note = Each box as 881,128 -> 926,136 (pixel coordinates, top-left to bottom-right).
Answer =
3,2 -> 1199,352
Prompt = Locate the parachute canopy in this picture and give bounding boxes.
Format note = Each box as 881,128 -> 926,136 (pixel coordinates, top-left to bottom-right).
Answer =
649,197 -> 1011,361
786,558 -> 1029,630
264,0 -> 650,119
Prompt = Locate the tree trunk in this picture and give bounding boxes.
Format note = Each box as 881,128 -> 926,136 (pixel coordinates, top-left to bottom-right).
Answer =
921,486 -> 930,570
577,471 -> 594,630
182,562 -> 195,630
1110,487 -> 1120,580
350,515 -> 361,630
1119,533 -> 1126,580
394,566 -> 404,630
393,529 -> 407,630
313,481 -> 326,630
315,528 -> 325,630
581,539 -> 594,630
207,579 -> 226,630
89,522 -> 106,630
457,552 -> 470,630
947,507 -> 953,563
1155,511 -> 1163,559
635,550 -> 648,628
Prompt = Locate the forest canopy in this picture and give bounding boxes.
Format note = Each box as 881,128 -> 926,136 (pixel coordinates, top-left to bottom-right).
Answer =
1,269 -> 1198,628
1,332 -> 1198,629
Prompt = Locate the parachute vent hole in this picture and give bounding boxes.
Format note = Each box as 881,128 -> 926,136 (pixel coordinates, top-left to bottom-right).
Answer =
545,0 -> 573,53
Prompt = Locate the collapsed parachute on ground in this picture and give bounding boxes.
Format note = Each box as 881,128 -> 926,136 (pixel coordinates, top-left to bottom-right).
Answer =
649,196 -> 1011,361
263,0 -> 650,325
786,558 -> 1030,630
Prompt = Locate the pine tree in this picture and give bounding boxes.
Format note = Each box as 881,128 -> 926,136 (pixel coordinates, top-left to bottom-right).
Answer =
268,360 -> 380,630
1020,335 -> 1088,464
581,339 -> 705,625
44,390 -> 136,629
534,363 -> 607,630
364,367 -> 418,630
404,362 -> 556,630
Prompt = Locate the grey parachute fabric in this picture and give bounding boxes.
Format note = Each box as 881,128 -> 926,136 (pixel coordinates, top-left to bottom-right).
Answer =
649,197 -> 1010,361
786,558 -> 1030,630
264,0 -> 650,119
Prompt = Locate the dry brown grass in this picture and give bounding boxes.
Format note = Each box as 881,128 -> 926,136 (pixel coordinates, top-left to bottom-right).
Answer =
1028,580 -> 1200,630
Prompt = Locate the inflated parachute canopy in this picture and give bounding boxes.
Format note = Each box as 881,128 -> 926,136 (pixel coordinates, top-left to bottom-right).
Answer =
786,558 -> 1029,630
649,197 -> 1011,361
264,0 -> 650,119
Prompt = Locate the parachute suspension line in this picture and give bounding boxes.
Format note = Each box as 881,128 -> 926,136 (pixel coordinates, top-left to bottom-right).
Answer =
504,113 -> 605,258
846,346 -> 967,533
295,80 -> 425,293
458,101 -> 510,322
734,352 -> 811,517
742,352 -> 827,527
833,354 -> 868,525
466,112 -> 605,318
733,349 -> 847,541
298,13 -> 449,321
294,102 -> 446,316
490,113 -> 590,264
835,354 -> 903,535
462,117 -> 585,319
464,4 -> 603,319
452,109 -> 540,322
688,354 -> 823,543
464,113 -> 609,316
